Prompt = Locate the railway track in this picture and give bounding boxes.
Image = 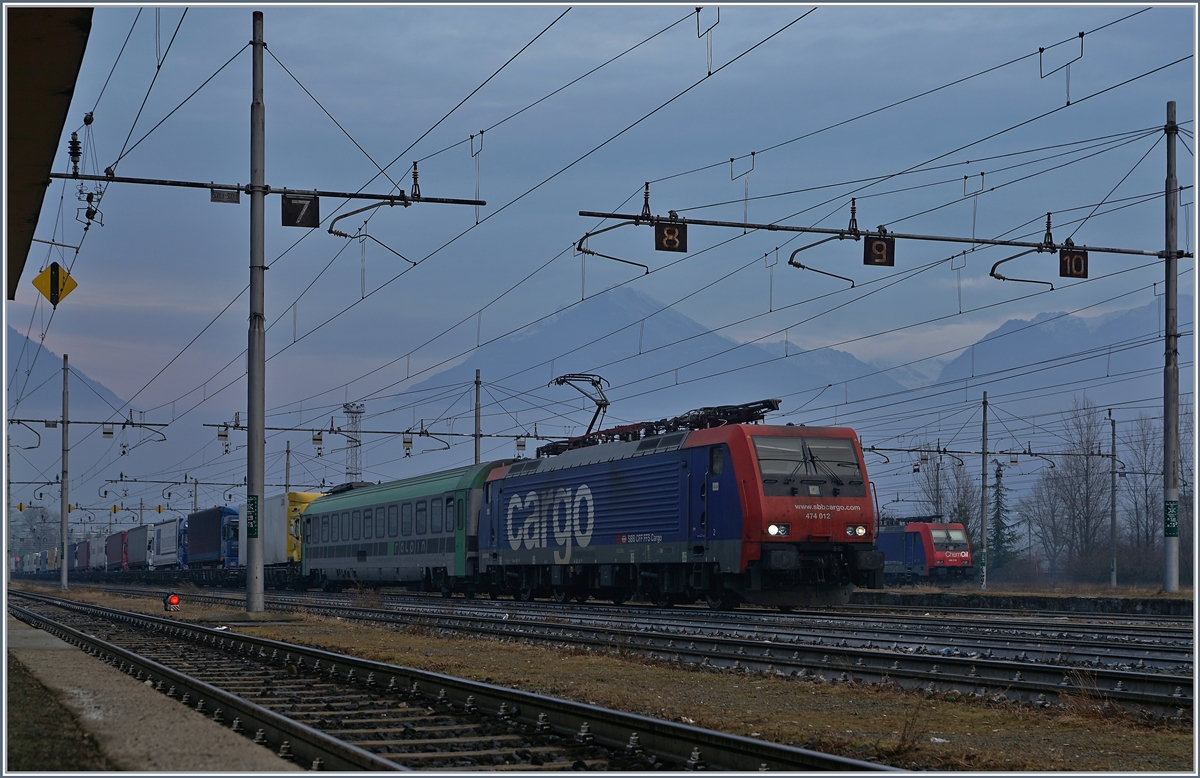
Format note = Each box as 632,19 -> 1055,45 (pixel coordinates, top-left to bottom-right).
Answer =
9,589 -> 895,771
46,584 -> 1193,716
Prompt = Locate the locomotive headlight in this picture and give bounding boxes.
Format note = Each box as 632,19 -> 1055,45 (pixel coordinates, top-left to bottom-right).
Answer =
767,524 -> 791,537
845,525 -> 867,537
856,525 -> 867,536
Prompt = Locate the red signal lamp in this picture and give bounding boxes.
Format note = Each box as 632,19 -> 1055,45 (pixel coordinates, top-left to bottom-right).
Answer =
163,593 -> 182,612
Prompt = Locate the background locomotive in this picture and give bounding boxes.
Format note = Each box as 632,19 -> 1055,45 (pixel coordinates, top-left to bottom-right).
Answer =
876,519 -> 975,585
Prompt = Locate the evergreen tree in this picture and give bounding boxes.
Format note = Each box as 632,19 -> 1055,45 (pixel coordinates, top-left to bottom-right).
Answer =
989,459 -> 1019,568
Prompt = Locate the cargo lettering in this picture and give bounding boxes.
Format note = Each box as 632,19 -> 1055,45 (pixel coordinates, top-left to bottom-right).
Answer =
507,484 -> 594,562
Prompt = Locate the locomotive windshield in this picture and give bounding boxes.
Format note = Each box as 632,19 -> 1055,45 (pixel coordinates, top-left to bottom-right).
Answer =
930,527 -> 969,551
753,436 -> 865,498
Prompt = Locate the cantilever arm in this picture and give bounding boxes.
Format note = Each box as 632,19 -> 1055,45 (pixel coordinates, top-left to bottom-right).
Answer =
788,247 -> 855,288
989,248 -> 1054,290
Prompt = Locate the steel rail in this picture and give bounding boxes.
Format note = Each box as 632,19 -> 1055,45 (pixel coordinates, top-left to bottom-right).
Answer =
60,585 -> 1190,715
9,590 -> 896,771
7,600 -> 405,771
90,584 -> 1190,669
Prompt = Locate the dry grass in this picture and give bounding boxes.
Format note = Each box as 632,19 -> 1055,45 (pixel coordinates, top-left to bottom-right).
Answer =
11,582 -> 1193,771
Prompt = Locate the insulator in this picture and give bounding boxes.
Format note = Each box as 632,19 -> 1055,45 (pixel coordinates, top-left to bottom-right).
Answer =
68,132 -> 82,174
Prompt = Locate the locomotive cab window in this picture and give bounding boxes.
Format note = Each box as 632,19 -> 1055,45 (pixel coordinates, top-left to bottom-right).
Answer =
709,446 -> 724,476
931,528 -> 968,550
752,436 -> 865,498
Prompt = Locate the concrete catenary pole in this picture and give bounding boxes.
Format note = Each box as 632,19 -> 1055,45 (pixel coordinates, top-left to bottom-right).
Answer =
1110,411 -> 1117,588
979,390 -> 988,591
246,10 -> 266,612
61,355 -> 69,590
1163,101 -> 1179,593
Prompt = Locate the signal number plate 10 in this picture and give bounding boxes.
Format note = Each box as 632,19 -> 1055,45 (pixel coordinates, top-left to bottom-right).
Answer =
1059,247 -> 1088,278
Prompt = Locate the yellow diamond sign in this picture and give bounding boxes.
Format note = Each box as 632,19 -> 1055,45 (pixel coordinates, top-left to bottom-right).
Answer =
32,262 -> 77,307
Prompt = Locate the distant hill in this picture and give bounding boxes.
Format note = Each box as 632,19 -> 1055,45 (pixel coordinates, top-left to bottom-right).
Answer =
936,295 -> 1192,391
399,286 -> 911,433
6,327 -> 129,419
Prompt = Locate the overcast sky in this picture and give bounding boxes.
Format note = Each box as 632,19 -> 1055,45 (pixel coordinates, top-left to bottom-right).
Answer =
5,3 -> 1196,519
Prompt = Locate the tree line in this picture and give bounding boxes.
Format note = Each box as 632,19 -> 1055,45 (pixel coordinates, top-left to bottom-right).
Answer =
897,396 -> 1194,586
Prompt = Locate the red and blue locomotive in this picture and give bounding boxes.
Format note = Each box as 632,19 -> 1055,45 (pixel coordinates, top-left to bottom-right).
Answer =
478,400 -> 883,609
877,519 -> 975,585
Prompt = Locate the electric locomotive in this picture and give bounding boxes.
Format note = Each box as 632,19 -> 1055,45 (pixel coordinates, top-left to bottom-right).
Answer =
877,519 -> 974,584
480,400 -> 883,609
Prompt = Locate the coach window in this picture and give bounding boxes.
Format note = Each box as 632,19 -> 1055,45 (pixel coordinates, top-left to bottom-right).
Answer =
352,510 -> 361,540
388,505 -> 399,537
457,498 -> 465,531
304,517 -> 311,543
323,515 -> 331,542
416,500 -> 428,535
401,503 -> 413,536
431,499 -> 443,534
446,498 -> 455,533
341,512 -> 349,541
363,508 -> 373,539
710,446 -> 724,476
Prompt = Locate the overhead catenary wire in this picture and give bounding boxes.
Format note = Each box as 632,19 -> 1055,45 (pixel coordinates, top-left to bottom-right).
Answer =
103,7 -> 596,429
110,8 -> 188,172
28,10 -> 1190,504
647,8 -> 1154,186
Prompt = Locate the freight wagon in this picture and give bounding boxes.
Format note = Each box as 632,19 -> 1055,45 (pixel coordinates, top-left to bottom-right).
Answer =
105,530 -> 128,572
152,516 -> 187,570
126,524 -> 155,570
239,492 -> 321,587
187,506 -> 239,571
89,538 -> 107,572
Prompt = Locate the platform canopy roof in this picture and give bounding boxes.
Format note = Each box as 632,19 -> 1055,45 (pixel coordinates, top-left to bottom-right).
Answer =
6,6 -> 93,301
